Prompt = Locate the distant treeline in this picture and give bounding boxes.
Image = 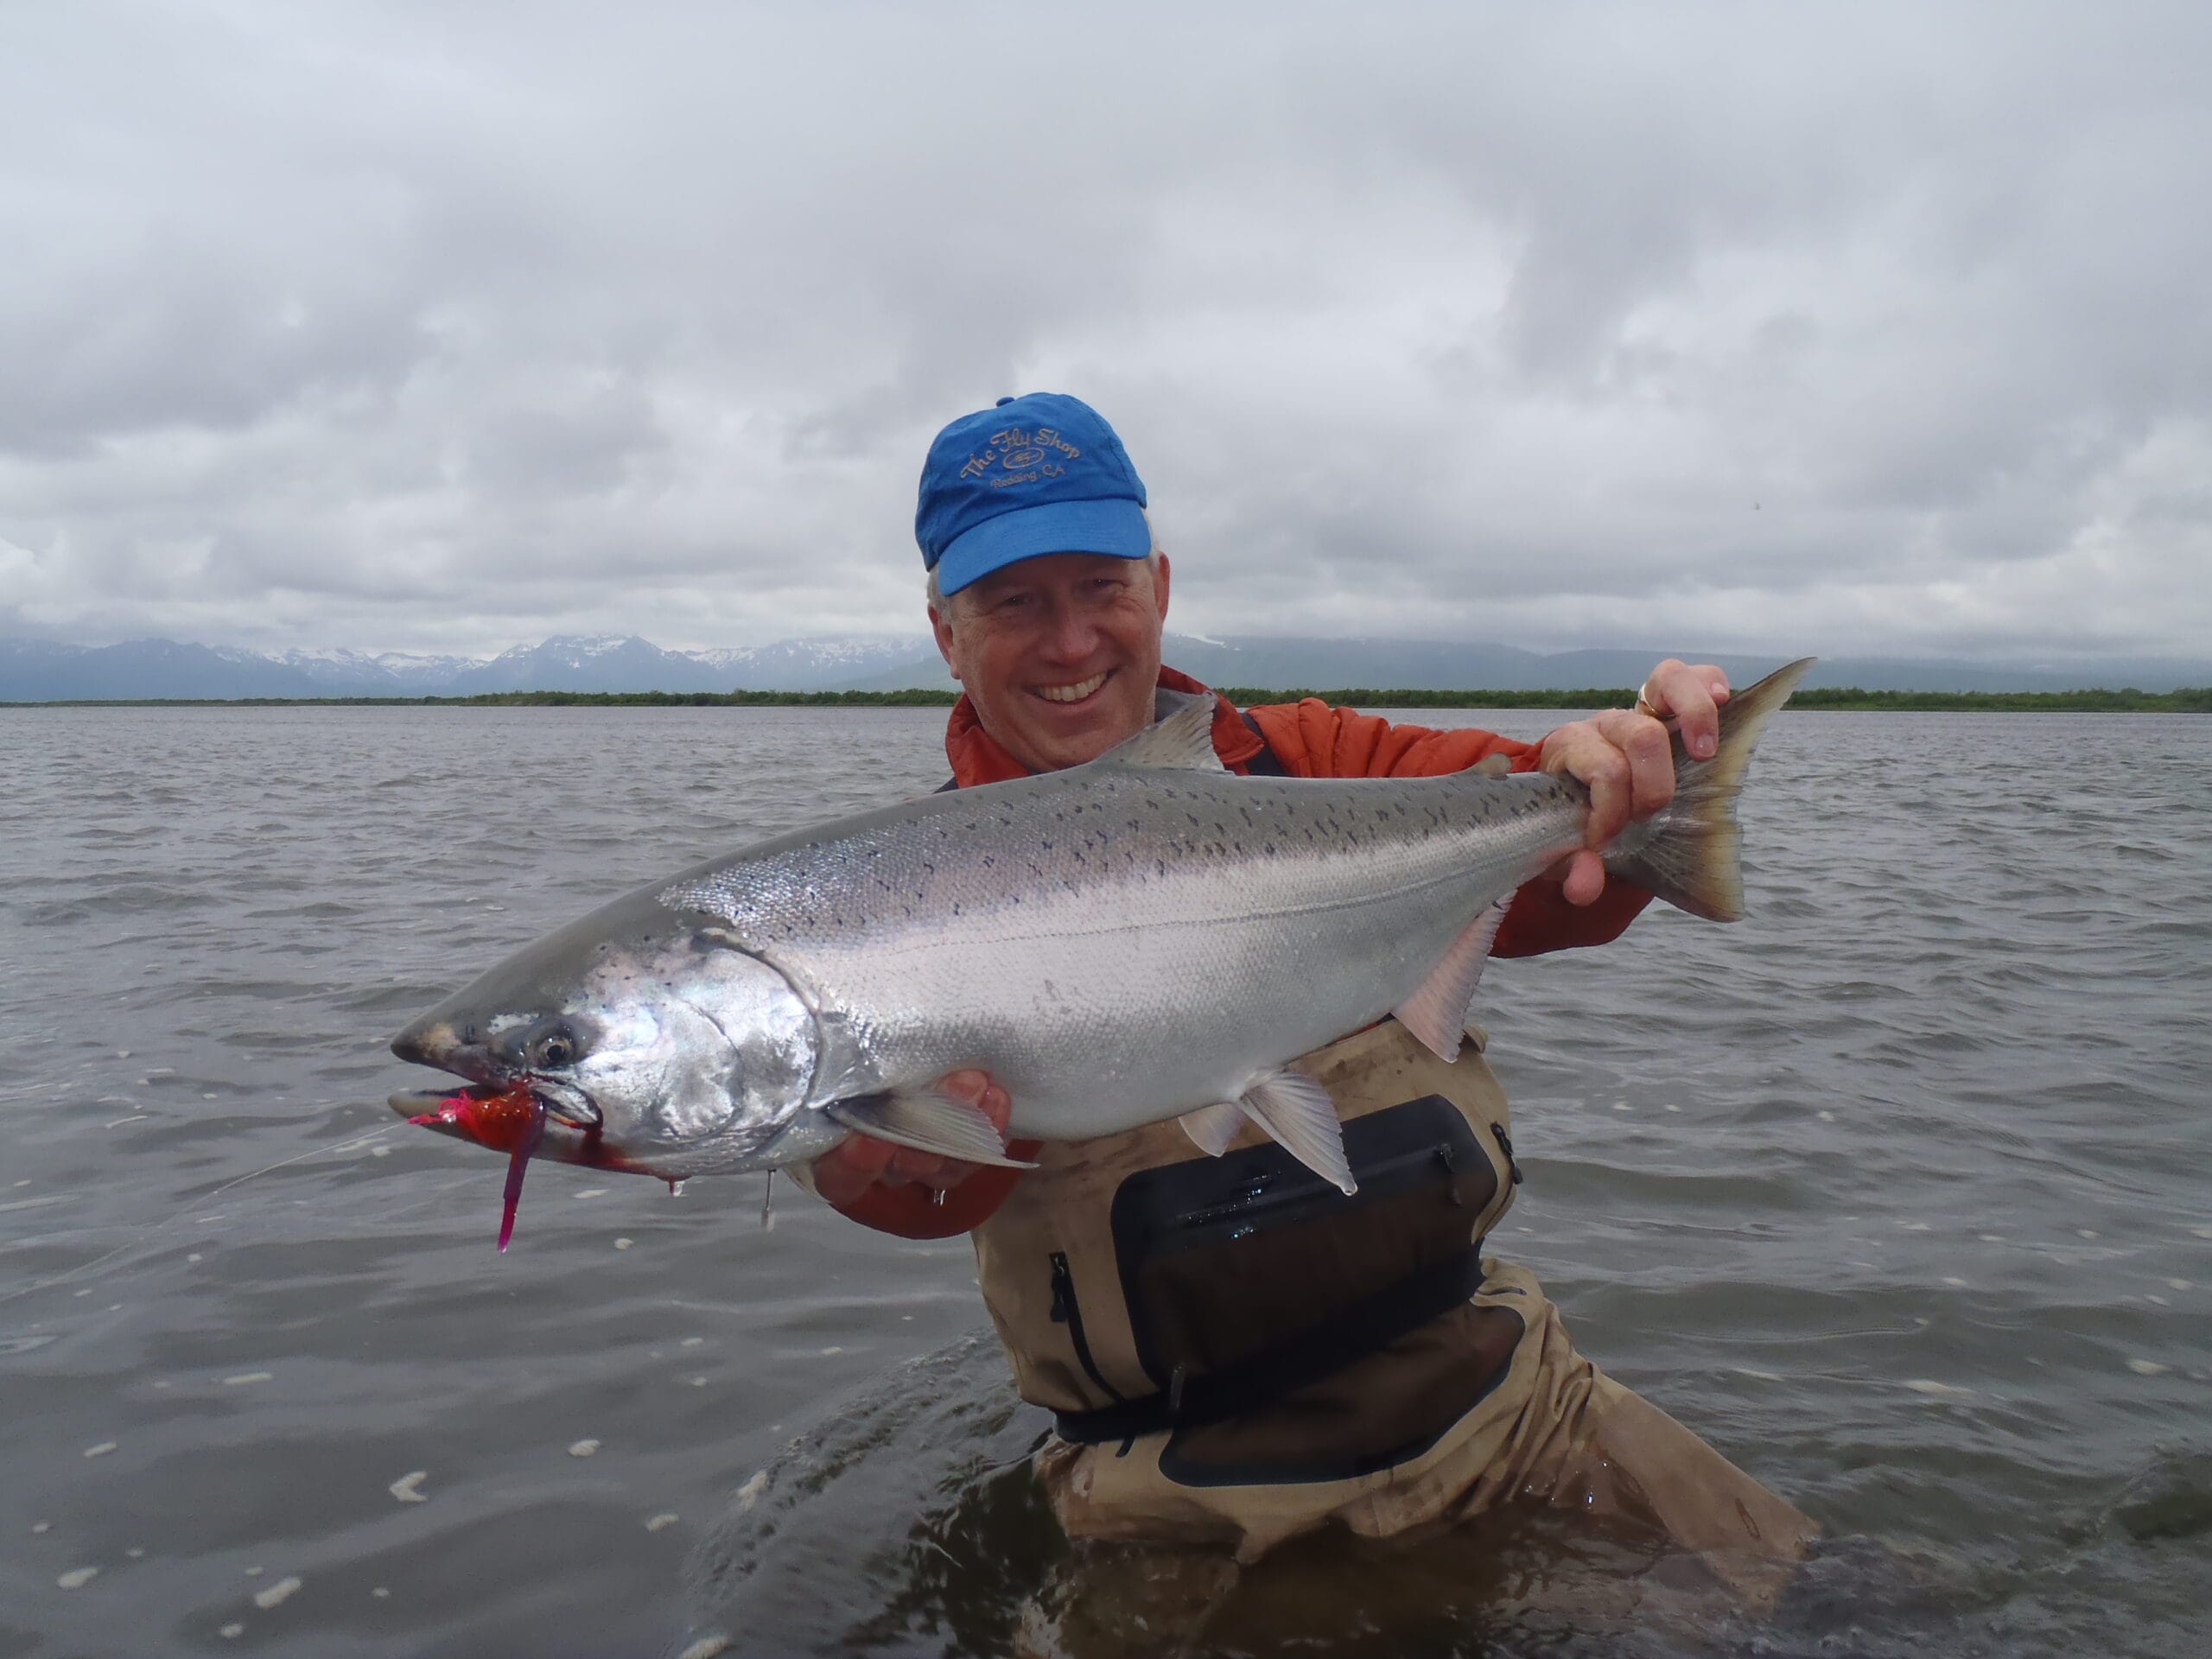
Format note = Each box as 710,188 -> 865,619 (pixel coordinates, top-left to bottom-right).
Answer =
10,685 -> 2209,711
1783,685 -> 2210,713
1223,685 -> 2212,713
4,687 -> 967,708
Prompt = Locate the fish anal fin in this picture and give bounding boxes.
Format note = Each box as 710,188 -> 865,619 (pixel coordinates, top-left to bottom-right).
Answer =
1238,1068 -> 1356,1194
1393,897 -> 1512,1061
1087,696 -> 1224,772
1178,1101 -> 1248,1157
823,1090 -> 1037,1169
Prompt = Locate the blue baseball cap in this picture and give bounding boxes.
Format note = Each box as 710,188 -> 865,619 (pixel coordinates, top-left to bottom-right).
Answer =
916,392 -> 1149,597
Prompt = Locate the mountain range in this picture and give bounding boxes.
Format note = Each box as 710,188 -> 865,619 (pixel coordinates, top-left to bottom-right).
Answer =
3,632 -> 2205,702
0,633 -> 938,701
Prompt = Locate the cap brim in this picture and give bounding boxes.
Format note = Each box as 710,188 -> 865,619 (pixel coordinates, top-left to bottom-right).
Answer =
933,498 -> 1151,596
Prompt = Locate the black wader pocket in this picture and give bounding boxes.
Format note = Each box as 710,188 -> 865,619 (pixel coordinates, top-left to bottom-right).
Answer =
1053,1096 -> 1524,1487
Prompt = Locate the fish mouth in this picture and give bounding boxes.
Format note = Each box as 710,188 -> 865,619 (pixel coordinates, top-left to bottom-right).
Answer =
385,1078 -> 602,1133
388,1014 -> 601,1132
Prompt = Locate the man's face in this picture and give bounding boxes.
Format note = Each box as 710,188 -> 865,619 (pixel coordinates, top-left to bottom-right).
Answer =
931,550 -> 1172,773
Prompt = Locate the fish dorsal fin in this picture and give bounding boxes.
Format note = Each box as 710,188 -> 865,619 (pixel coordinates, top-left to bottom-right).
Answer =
1392,897 -> 1512,1062
1086,694 -> 1225,772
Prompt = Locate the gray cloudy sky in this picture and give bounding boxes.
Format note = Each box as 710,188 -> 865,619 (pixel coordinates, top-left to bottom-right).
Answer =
3,1 -> 2209,664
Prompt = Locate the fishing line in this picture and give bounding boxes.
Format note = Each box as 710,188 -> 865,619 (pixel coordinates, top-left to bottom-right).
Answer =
0,1121 -> 428,1308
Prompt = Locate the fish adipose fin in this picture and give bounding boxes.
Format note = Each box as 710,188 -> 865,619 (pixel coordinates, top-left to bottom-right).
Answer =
1086,695 -> 1226,773
823,1090 -> 1039,1169
1238,1068 -> 1356,1195
1605,657 -> 1816,923
1178,1100 -> 1248,1157
1393,897 -> 1512,1062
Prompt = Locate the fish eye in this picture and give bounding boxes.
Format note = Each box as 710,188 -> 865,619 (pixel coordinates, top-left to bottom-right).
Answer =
529,1026 -> 582,1070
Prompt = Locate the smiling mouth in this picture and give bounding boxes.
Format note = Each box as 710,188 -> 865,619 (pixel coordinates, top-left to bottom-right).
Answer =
1035,670 -> 1109,705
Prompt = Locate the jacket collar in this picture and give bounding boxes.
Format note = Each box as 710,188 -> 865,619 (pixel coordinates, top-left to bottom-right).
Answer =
944,664 -> 1263,787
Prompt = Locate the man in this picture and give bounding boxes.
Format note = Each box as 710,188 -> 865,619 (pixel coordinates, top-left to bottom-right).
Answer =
808,392 -> 1813,1604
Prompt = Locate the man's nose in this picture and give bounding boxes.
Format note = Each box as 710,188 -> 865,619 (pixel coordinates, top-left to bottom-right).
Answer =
1035,596 -> 1099,662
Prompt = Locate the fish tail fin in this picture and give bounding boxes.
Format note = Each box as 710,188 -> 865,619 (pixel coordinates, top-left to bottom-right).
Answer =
1604,657 -> 1815,923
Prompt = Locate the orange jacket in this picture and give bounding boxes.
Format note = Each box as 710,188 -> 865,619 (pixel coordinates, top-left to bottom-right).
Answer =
835,666 -> 1649,1238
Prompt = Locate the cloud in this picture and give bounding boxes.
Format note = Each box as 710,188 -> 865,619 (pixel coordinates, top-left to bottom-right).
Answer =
0,0 -> 2206,665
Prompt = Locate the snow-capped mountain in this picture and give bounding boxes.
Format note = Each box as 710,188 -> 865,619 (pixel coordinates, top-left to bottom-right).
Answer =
692,636 -> 938,686
0,632 -> 939,700
271,648 -> 478,691
440,634 -> 938,694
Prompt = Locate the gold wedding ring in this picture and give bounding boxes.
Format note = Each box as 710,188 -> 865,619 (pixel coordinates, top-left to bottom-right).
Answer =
1634,680 -> 1663,720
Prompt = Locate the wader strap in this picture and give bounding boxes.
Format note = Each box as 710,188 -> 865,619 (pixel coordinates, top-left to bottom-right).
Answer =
1050,1247 -> 1484,1445
1238,712 -> 1290,777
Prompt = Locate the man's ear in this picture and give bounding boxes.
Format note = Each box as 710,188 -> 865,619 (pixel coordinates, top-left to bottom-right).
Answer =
928,603 -> 963,680
1153,551 -> 1172,626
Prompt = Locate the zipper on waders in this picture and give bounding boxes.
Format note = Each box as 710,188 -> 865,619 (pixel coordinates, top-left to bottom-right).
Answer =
1048,1251 -> 1135,1456
1174,1140 -> 1468,1233
1490,1122 -> 1523,1186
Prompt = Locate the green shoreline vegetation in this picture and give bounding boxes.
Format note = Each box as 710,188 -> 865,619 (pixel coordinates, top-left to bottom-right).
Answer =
8,685 -> 2209,711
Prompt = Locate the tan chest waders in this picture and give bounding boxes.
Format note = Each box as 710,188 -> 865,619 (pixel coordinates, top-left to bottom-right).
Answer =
970,1019 -> 1815,1581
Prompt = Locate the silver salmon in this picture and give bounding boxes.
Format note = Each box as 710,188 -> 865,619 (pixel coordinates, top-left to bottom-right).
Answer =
391,658 -> 1812,1221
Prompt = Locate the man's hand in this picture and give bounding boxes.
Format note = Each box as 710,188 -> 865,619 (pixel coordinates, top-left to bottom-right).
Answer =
807,1069 -> 1013,1211
1536,658 -> 1731,906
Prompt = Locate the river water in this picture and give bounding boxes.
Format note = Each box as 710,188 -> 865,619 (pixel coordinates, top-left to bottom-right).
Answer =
2,705 -> 2206,1658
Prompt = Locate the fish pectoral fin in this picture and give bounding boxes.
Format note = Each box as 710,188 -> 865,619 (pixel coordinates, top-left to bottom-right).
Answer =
1084,694 -> 1226,772
1471,753 -> 1512,777
823,1090 -> 1038,1169
1392,896 -> 1513,1062
1238,1069 -> 1356,1195
1178,1101 -> 1248,1157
